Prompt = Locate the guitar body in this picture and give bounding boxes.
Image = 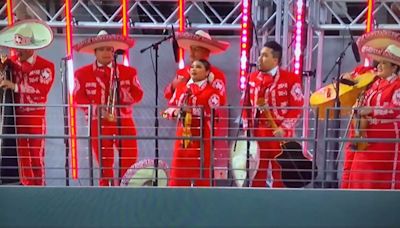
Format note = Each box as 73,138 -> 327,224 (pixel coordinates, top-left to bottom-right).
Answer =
121,159 -> 169,187
310,71 -> 376,119
275,141 -> 317,188
230,136 -> 260,187
0,66 -> 19,184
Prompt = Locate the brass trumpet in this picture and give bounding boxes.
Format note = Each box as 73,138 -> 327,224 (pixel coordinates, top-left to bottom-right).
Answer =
104,79 -> 117,122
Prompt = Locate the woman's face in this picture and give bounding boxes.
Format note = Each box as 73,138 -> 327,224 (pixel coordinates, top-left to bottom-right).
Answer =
376,60 -> 398,78
190,60 -> 209,82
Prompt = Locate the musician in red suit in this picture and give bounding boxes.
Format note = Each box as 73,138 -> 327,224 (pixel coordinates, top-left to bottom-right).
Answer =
244,41 -> 304,188
339,64 -> 375,188
73,30 -> 143,186
341,30 -> 400,189
164,30 -> 230,180
163,59 -> 224,186
0,20 -> 54,186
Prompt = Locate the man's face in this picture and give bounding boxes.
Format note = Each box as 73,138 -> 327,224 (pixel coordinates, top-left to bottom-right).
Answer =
257,47 -> 279,72
189,45 -> 210,62
95,46 -> 114,65
15,49 -> 34,62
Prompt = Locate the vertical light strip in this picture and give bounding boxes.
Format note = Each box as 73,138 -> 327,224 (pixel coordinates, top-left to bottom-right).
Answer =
364,0 -> 375,66
293,0 -> 305,75
239,0 -> 250,90
366,0 -> 374,33
122,0 -> 129,66
6,0 -> 14,56
178,0 -> 185,69
6,0 -> 13,25
65,0 -> 78,179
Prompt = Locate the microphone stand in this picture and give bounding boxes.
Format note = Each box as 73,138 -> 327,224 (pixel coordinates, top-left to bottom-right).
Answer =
60,57 -> 71,186
112,54 -> 122,186
322,41 -> 352,188
140,34 -> 173,187
233,64 -> 254,187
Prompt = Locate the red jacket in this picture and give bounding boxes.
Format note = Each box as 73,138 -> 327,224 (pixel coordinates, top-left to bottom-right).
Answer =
245,69 -> 304,137
164,65 -> 227,105
74,62 -> 143,119
361,76 -> 400,122
11,55 -> 55,115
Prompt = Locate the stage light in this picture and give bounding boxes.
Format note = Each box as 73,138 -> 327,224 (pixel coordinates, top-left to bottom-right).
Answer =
65,0 -> 78,179
239,0 -> 251,90
6,0 -> 13,25
365,0 -> 375,66
293,0 -> 305,75
178,0 -> 185,69
122,0 -> 129,66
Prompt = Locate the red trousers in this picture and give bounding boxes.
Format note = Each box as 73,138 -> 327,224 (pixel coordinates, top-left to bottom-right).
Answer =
252,125 -> 284,188
91,117 -> 138,186
16,113 -> 45,186
169,126 -> 212,187
343,123 -> 400,189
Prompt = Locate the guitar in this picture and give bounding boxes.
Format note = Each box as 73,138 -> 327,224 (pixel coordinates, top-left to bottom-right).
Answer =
0,55 -> 19,184
260,105 -> 316,188
310,71 -> 376,119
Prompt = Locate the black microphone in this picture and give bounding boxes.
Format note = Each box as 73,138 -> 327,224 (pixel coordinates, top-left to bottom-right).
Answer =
114,49 -> 125,55
339,78 -> 356,86
248,62 -> 257,67
171,25 -> 179,63
349,29 -> 361,63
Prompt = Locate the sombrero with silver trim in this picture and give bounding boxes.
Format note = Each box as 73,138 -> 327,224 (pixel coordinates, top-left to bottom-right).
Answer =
0,19 -> 53,50
121,159 -> 169,187
73,30 -> 134,54
176,30 -> 230,54
362,44 -> 400,66
357,30 -> 400,51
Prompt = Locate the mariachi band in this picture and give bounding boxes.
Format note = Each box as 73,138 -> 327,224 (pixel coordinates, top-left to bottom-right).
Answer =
0,19 -> 399,189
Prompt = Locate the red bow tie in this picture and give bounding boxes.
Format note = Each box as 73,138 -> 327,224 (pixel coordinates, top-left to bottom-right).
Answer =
261,75 -> 273,89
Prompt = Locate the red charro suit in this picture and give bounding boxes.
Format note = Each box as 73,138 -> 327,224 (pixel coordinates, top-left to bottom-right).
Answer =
168,80 -> 224,186
246,69 -> 304,187
10,55 -> 55,186
74,62 -> 143,186
342,75 -> 400,189
164,65 -> 229,179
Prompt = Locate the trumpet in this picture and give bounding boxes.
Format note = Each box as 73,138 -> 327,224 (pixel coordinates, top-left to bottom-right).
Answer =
104,78 -> 117,122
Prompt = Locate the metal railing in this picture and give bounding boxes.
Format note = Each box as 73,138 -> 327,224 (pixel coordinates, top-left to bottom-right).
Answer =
1,103 -> 398,189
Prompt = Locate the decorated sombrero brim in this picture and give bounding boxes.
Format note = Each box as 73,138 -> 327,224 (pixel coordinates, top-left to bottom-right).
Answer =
361,44 -> 400,66
176,30 -> 230,54
357,30 -> 400,51
0,19 -> 53,50
73,30 -> 134,54
121,159 -> 169,187
230,139 -> 260,187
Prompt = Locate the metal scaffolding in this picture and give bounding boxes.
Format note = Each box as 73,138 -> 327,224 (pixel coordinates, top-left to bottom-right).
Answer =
0,0 -> 242,30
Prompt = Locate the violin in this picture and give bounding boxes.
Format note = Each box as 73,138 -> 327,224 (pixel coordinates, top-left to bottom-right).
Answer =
310,70 -> 377,119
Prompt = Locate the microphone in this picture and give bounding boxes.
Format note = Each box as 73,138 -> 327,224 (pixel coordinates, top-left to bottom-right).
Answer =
114,49 -> 125,55
171,25 -> 179,63
248,62 -> 257,67
339,78 -> 356,86
349,29 -> 361,63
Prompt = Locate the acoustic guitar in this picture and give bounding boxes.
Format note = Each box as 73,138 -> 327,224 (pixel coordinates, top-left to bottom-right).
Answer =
261,106 -> 316,188
310,71 -> 376,119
